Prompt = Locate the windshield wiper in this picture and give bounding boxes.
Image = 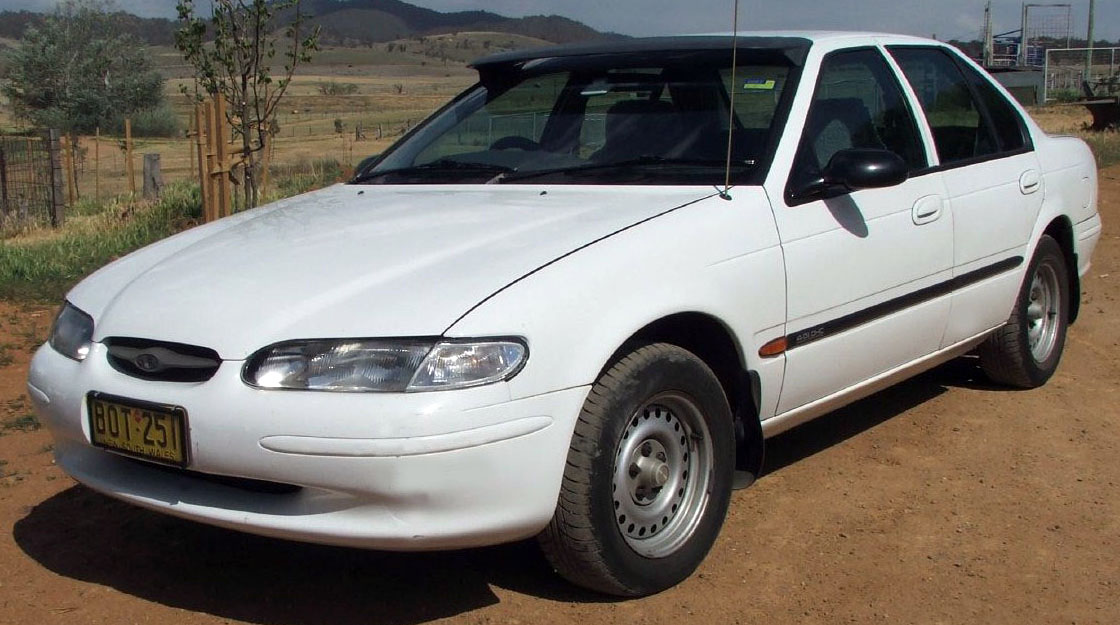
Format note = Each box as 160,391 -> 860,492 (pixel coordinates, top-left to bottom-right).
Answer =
497,156 -> 753,183
351,159 -> 514,184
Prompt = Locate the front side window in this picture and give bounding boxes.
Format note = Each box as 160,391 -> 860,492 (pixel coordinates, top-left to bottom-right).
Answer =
889,47 -> 1000,164
789,48 -> 926,193
355,51 -> 799,186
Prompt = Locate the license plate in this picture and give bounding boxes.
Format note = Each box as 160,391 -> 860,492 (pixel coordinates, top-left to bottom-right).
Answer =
87,392 -> 190,467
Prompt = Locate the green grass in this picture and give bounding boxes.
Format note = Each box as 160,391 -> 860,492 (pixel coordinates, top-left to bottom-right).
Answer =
2,413 -> 40,432
271,158 -> 344,198
0,342 -> 15,367
0,183 -> 203,302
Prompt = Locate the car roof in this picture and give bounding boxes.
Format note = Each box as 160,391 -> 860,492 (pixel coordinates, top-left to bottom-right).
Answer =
470,31 -> 939,70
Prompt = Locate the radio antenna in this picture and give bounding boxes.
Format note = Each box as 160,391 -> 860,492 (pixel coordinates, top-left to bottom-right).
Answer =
720,0 -> 741,201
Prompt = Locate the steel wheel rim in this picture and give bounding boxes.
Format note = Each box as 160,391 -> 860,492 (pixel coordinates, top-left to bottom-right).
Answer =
1027,260 -> 1061,363
611,392 -> 713,558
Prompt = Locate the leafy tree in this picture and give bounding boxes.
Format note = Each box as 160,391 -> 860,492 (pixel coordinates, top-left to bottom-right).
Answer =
175,0 -> 319,209
0,0 -> 164,134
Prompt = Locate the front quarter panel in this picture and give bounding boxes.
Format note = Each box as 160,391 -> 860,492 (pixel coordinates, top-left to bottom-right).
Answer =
447,187 -> 787,419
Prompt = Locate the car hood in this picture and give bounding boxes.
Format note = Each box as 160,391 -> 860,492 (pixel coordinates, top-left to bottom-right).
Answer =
73,184 -> 716,359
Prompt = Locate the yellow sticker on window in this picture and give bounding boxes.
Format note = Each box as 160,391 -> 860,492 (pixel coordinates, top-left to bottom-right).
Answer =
744,79 -> 777,91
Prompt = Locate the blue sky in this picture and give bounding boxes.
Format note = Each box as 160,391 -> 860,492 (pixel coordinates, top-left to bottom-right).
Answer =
4,0 -> 1118,41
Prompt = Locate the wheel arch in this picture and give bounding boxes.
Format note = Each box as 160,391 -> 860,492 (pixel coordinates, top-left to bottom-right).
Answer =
1043,215 -> 1080,324
600,312 -> 765,489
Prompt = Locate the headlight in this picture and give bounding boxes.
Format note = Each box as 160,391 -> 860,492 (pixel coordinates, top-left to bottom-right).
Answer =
49,302 -> 94,361
243,338 -> 526,392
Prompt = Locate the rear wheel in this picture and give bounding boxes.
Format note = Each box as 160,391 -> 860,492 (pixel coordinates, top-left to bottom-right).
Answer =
538,343 -> 734,596
979,235 -> 1070,388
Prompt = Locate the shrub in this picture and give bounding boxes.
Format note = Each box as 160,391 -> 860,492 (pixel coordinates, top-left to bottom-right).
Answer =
317,81 -> 359,96
110,104 -> 183,138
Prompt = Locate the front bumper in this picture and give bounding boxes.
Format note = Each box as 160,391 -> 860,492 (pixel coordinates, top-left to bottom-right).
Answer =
28,343 -> 589,550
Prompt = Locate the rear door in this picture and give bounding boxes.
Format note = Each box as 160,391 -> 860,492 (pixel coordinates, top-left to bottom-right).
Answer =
768,47 -> 953,414
888,46 -> 1042,346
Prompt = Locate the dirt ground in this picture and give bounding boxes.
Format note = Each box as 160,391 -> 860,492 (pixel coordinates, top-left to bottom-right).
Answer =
0,168 -> 1118,625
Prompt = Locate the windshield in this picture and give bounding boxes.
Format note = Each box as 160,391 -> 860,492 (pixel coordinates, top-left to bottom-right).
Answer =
354,50 -> 799,185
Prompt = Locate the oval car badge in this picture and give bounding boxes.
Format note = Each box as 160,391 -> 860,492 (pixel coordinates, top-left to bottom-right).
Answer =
134,353 -> 161,372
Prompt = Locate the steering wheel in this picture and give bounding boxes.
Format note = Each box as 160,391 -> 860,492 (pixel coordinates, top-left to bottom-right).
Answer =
490,136 -> 541,151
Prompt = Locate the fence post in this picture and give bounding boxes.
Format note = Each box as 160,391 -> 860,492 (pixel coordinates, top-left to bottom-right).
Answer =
46,129 -> 65,227
143,154 -> 163,199
94,127 -> 100,203
63,135 -> 75,206
187,113 -> 196,182
0,147 -> 8,217
260,132 -> 271,201
25,139 -> 34,186
214,96 -> 232,219
1043,49 -> 1050,104
205,99 -> 219,222
125,118 -> 136,195
194,103 -> 210,221
69,134 -> 80,202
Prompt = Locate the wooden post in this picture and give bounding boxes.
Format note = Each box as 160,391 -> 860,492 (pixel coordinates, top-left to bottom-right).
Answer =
46,129 -> 65,227
206,99 -> 220,221
187,113 -> 196,181
214,96 -> 231,219
194,103 -> 210,221
62,135 -> 75,206
125,118 -> 136,195
25,139 -> 34,186
0,147 -> 8,217
94,127 -> 100,203
142,154 -> 163,199
259,131 -> 271,201
71,134 -> 80,201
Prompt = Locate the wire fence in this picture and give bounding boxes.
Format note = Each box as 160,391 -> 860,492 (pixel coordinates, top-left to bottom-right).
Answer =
1043,47 -> 1120,102
0,134 -> 56,227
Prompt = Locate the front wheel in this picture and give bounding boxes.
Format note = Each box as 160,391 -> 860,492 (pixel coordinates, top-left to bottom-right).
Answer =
537,343 -> 734,596
979,235 -> 1070,388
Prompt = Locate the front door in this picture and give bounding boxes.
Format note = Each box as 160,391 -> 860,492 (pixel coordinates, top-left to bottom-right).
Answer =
768,47 -> 954,415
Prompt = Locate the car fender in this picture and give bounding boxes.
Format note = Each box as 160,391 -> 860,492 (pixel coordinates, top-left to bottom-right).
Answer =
1026,135 -> 1099,322
446,186 -> 788,426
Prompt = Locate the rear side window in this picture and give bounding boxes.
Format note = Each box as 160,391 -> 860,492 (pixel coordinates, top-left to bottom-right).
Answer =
960,62 -> 1028,152
889,47 -> 998,164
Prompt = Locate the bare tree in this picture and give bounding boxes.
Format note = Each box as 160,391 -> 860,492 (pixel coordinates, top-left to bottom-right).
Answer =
175,0 -> 319,209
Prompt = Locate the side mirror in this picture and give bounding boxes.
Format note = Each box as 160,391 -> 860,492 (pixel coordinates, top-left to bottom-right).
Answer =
826,148 -> 909,190
793,149 -> 909,200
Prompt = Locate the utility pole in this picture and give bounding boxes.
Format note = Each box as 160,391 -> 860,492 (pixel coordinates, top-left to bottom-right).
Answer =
983,1 -> 994,67
1019,2 -> 1029,67
1086,0 -> 1096,81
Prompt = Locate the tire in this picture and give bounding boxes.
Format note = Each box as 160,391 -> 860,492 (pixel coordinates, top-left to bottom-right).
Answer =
979,235 -> 1070,388
538,343 -> 734,596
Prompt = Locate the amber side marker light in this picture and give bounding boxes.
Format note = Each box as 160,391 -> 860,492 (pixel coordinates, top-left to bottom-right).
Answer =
759,337 -> 788,358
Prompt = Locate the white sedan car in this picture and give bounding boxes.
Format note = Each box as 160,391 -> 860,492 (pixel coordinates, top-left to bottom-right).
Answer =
30,32 -> 1101,596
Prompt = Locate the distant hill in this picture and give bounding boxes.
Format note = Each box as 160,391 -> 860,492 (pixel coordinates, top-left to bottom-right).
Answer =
0,1 -> 622,48
298,0 -> 618,45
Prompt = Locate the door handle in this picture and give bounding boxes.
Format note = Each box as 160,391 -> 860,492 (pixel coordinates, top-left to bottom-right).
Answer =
912,195 -> 943,225
1020,170 -> 1042,195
